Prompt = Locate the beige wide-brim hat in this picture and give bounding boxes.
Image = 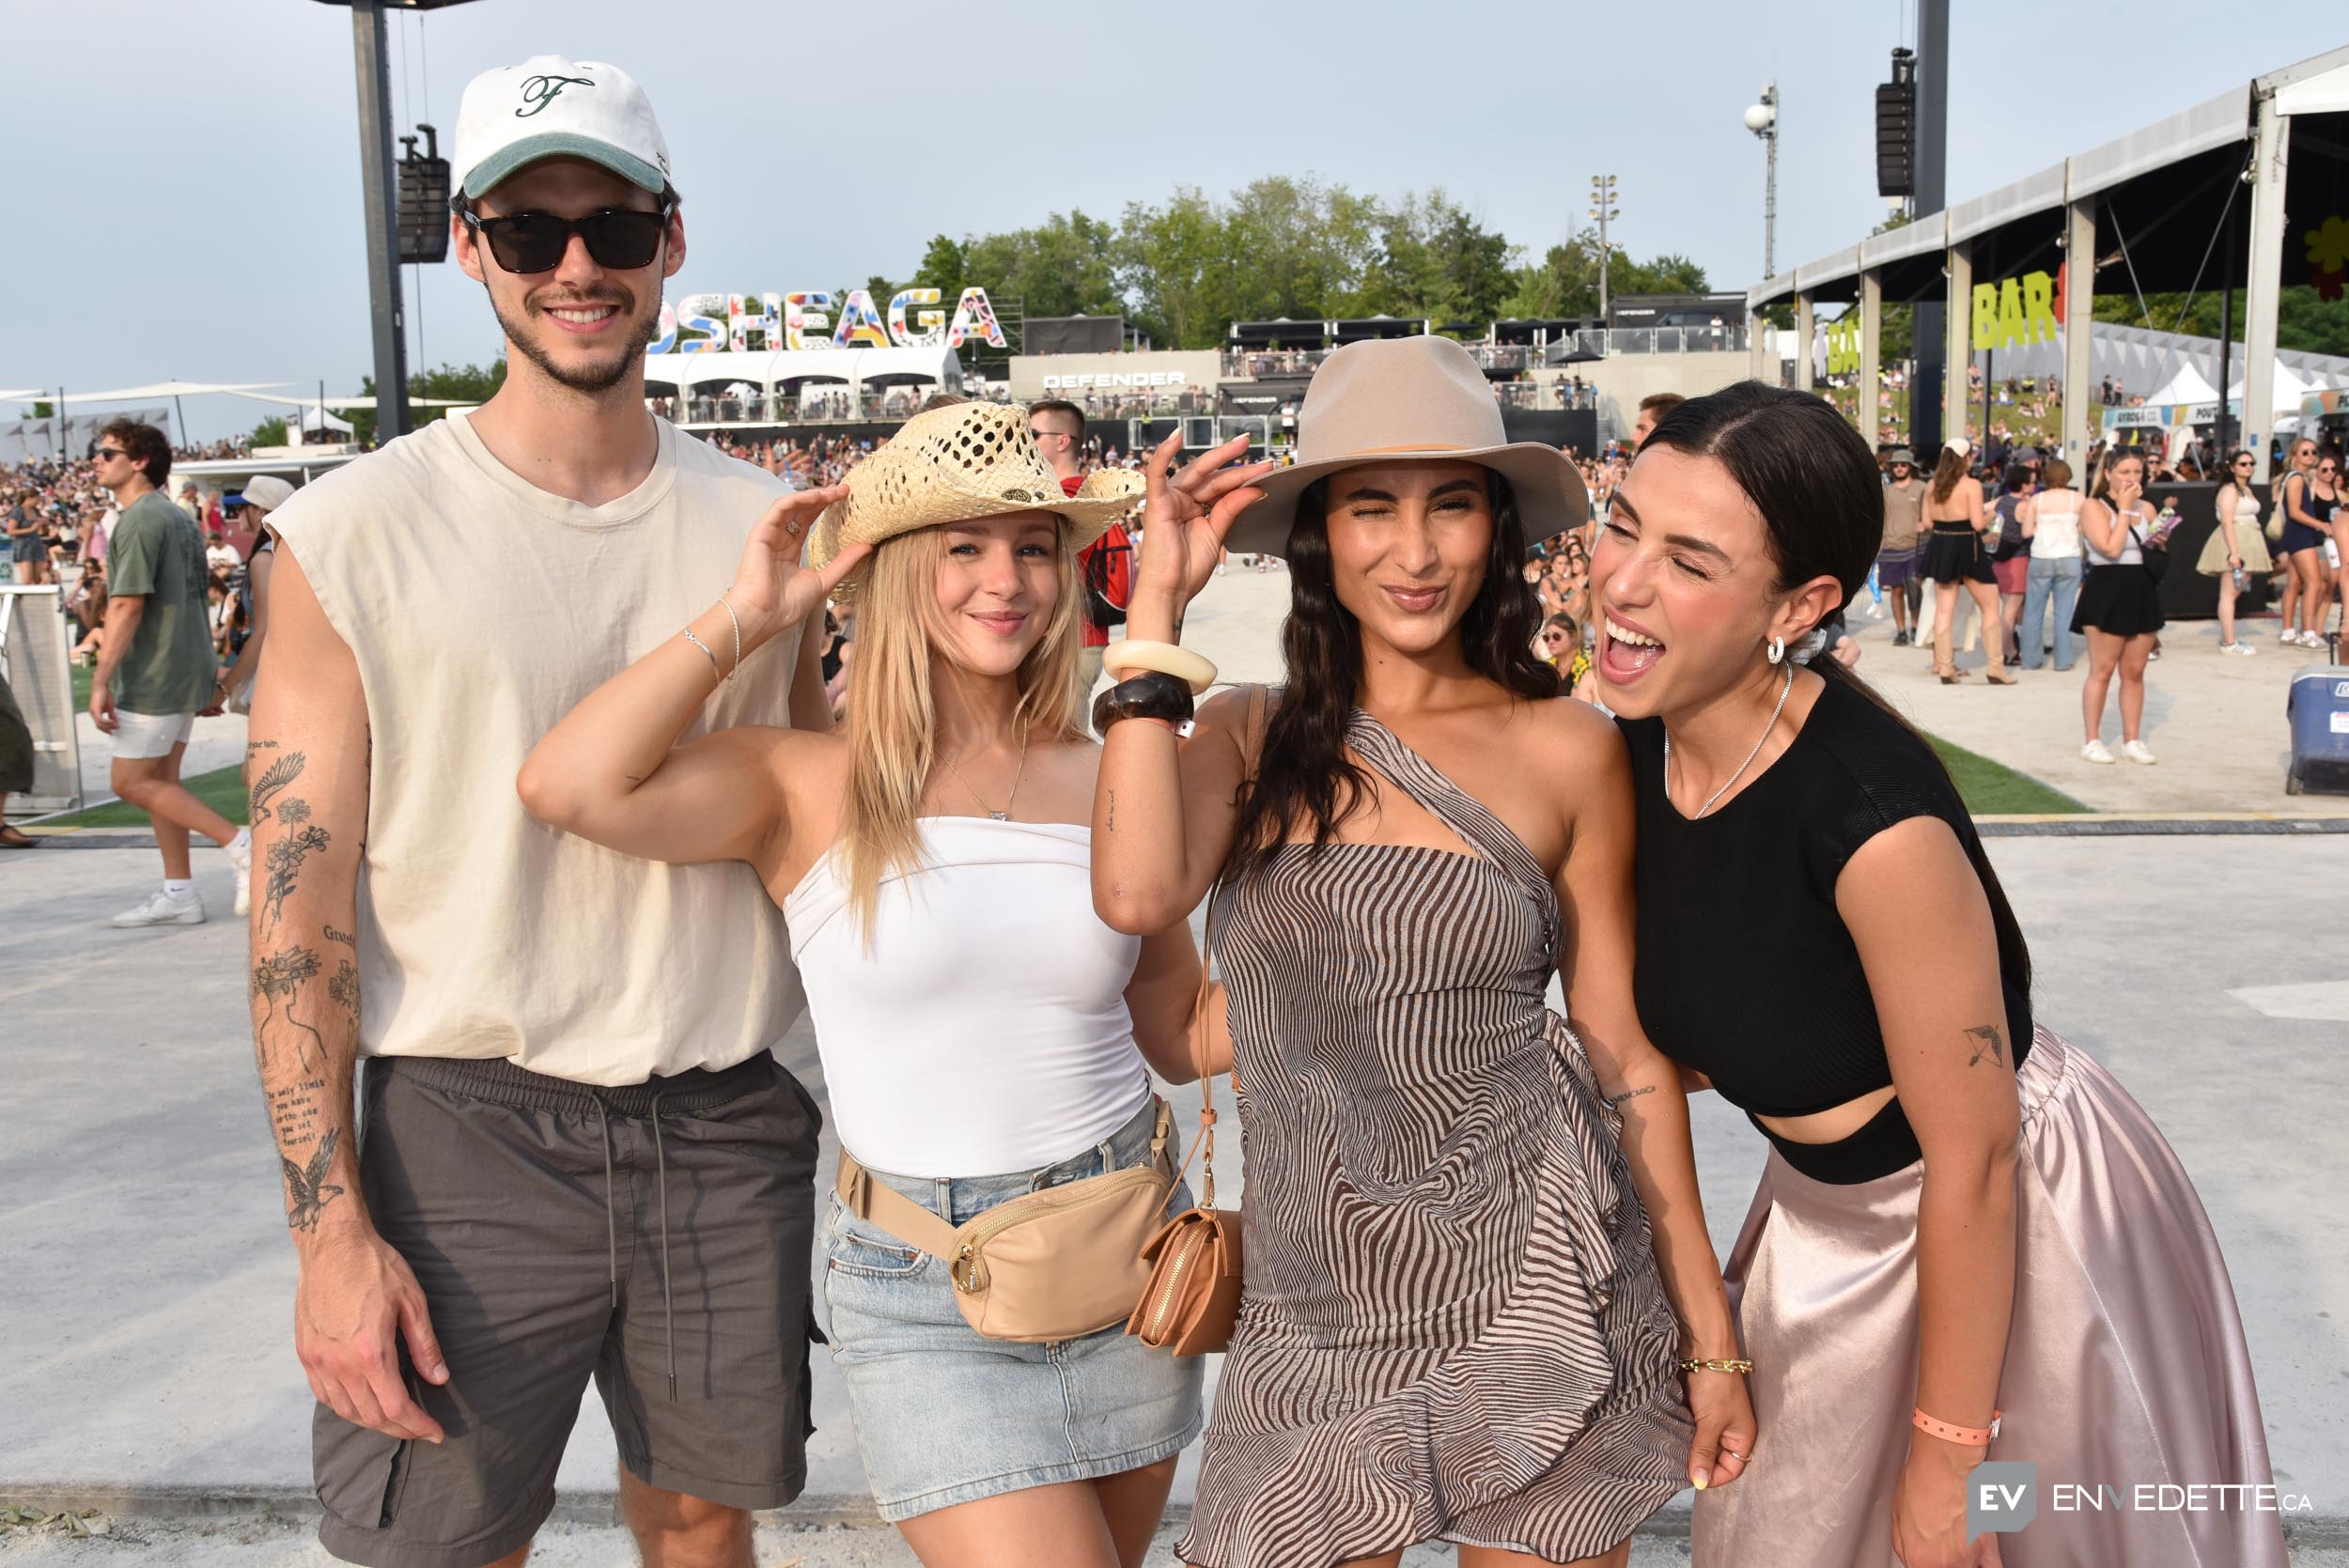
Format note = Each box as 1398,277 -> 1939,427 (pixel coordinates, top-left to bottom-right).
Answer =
1224,335 -> 1590,558
808,400 -> 1143,599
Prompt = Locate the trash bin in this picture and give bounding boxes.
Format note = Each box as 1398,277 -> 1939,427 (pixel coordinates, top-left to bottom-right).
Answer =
2285,665 -> 2349,796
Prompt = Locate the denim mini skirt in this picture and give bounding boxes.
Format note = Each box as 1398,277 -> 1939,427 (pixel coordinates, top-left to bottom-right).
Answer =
815,1094 -> 1206,1522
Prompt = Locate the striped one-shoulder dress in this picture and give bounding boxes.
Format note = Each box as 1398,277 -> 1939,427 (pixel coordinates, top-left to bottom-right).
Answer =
1181,709 -> 1693,1568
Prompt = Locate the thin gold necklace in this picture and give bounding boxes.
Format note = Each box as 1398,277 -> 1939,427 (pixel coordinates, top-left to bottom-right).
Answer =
942,737 -> 1030,822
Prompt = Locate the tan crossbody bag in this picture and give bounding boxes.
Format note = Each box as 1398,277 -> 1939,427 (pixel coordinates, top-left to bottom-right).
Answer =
834,1096 -> 1176,1343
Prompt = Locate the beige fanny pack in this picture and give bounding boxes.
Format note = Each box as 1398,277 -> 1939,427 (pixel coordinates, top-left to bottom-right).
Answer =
833,1098 -> 1176,1343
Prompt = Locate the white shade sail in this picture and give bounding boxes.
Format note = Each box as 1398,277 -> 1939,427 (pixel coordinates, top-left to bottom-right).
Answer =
49,380 -> 288,403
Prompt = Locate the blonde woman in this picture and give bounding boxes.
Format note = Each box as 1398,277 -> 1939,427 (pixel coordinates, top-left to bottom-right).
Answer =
2195,450 -> 2272,655
2277,438 -> 2329,647
520,401 -> 1209,1568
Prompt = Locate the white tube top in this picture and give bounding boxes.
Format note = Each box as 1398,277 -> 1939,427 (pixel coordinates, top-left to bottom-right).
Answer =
784,817 -> 1148,1178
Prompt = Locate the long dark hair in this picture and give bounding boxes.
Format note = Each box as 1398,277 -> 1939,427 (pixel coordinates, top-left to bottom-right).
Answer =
1641,382 -> 2033,998
1224,469 -> 1556,883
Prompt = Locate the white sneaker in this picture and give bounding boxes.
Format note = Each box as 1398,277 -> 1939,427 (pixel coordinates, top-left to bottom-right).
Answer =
226,831 -> 253,918
2219,641 -> 2256,657
2080,738 -> 2117,765
2122,738 -> 2157,766
113,890 -> 206,928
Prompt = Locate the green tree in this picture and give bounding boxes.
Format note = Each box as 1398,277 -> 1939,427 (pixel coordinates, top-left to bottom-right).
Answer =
1371,192 -> 1518,324
910,234 -> 967,297
1116,186 -> 1234,349
958,210 -> 1123,320
2091,286 -> 2345,357
250,416 -> 288,447
347,359 -> 506,445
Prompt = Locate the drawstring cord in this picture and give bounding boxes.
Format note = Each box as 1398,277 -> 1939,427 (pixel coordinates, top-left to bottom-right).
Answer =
650,1092 -> 677,1401
595,1098 -> 618,1309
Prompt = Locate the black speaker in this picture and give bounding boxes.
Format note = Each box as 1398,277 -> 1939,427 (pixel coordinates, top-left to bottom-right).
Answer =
1876,50 -> 1916,199
398,124 -> 451,264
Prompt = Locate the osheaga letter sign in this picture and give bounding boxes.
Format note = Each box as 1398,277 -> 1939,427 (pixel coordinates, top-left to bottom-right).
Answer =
653,287 -> 1007,353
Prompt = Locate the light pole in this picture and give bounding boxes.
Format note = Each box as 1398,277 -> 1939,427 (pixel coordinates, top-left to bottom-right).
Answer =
309,0 -> 480,444
1745,85 -> 1780,279
1589,174 -> 1619,322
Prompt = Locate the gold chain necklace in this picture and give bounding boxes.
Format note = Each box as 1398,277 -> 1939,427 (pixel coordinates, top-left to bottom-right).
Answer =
942,737 -> 1031,822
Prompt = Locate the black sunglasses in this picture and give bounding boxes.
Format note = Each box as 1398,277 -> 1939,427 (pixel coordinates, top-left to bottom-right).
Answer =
92,447 -> 130,461
461,203 -> 672,274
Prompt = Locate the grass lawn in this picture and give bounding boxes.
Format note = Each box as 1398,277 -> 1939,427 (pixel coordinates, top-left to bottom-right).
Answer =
1928,734 -> 2092,815
39,763 -> 248,831
72,660 -> 92,713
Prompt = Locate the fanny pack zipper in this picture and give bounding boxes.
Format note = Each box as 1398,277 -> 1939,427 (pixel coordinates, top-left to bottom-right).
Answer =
951,1164 -> 1167,1293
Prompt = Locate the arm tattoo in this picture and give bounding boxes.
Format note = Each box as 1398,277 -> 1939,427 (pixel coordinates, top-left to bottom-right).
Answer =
323,925 -> 356,947
260,806 -> 331,935
248,750 -> 304,819
329,959 -> 360,1018
281,1127 -> 347,1232
1965,1024 -> 2006,1068
251,946 -> 326,1072
1608,1084 -> 1657,1109
1106,788 -> 1116,832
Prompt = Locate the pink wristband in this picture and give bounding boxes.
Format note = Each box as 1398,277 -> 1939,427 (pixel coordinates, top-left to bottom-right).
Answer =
1912,1406 -> 2002,1447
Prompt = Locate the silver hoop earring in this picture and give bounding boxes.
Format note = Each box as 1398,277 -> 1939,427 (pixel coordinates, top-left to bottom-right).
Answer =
1766,635 -> 1786,665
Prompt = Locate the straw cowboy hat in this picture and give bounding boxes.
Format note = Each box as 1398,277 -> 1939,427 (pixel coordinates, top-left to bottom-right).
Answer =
1223,335 -> 1590,558
809,400 -> 1143,598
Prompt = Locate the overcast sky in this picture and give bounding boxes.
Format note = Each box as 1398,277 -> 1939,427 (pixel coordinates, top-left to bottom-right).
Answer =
3,0 -> 2307,438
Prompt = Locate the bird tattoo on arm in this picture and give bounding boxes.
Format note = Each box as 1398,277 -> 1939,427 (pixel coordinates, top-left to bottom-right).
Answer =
281,1127 -> 347,1232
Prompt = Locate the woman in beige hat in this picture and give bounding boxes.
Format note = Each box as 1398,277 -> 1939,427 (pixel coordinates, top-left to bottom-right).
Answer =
521,400 -> 1216,1565
1090,334 -> 1751,1568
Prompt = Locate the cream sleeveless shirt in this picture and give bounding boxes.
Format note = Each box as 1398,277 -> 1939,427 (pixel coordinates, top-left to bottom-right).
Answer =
268,413 -> 805,1085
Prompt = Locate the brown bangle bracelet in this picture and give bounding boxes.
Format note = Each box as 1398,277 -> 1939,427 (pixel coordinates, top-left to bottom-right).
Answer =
1092,671 -> 1195,736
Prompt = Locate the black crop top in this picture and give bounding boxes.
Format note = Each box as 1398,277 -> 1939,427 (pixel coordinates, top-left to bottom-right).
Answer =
1620,676 -> 2032,1184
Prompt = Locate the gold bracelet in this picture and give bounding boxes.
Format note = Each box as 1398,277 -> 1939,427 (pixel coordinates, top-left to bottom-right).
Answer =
1101,639 -> 1218,694
1678,1358 -> 1754,1375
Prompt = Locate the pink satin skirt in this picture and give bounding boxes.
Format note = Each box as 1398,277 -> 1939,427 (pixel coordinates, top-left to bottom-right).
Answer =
1693,1028 -> 2288,1568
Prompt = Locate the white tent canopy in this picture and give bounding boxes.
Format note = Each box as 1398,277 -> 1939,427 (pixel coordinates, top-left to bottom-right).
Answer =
292,404 -> 355,436
2144,363 -> 2220,406
2231,361 -> 2329,407
642,345 -> 962,399
49,380 -> 288,403
232,391 -> 474,411
0,388 -> 48,401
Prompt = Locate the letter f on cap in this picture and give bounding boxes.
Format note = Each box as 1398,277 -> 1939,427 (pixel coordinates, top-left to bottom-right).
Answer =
451,54 -> 672,200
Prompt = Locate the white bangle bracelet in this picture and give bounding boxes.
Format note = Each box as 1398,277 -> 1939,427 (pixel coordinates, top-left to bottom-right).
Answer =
1101,640 -> 1218,694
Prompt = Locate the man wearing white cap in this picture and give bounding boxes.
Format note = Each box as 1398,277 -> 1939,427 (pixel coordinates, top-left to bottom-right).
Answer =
247,56 -> 832,1568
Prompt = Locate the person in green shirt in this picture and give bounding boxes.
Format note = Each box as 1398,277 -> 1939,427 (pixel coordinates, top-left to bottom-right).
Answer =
87,420 -> 251,927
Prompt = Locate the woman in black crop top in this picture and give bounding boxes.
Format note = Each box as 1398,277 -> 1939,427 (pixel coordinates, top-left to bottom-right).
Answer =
1590,383 -> 2284,1568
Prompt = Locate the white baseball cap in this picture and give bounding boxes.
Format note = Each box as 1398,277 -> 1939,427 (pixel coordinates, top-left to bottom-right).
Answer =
239,475 -> 295,514
451,55 -> 672,202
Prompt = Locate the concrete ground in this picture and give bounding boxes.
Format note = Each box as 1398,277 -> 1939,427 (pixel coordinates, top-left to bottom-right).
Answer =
5,566 -> 2344,1560
1851,583 -> 2346,817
